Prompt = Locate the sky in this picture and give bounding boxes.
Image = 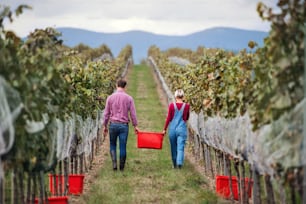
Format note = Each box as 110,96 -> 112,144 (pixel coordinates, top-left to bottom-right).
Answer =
2,0 -> 278,37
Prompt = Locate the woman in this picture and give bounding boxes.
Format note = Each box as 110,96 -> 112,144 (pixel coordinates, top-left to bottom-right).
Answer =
162,89 -> 190,169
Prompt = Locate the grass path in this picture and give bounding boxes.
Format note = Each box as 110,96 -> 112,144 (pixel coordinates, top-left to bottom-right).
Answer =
73,64 -> 219,204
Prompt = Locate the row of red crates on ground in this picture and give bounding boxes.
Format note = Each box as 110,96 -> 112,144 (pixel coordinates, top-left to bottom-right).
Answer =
33,131 -> 159,204
34,196 -> 68,204
34,174 -> 85,204
216,175 -> 253,200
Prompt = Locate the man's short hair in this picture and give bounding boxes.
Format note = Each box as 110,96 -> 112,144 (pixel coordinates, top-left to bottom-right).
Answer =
117,79 -> 127,88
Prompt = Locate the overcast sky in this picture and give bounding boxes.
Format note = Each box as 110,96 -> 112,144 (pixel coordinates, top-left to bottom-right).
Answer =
2,0 -> 278,37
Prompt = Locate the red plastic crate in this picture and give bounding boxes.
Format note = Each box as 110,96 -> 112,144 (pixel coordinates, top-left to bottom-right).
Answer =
137,131 -> 164,149
216,175 -> 253,200
35,196 -> 68,204
49,174 -> 85,195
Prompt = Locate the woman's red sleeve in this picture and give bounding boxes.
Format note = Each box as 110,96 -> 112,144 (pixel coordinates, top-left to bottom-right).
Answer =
183,103 -> 190,121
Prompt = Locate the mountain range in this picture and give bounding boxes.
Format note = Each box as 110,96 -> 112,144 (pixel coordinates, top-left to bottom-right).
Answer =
56,27 -> 268,64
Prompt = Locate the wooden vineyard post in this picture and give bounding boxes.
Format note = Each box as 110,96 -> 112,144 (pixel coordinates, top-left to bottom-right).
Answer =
223,153 -> 228,176
252,169 -> 261,204
64,158 -> 69,195
218,151 -> 223,175
96,128 -> 100,151
80,153 -> 84,174
248,168 -> 253,204
26,173 -> 31,204
240,162 -> 247,204
94,137 -> 98,156
209,146 -> 214,178
18,170 -> 25,204
188,131 -> 195,156
97,127 -> 101,147
297,167 -> 303,202
74,156 -> 78,174
0,174 -> 3,204
195,134 -> 201,161
203,143 -> 209,174
215,150 -> 221,175
90,139 -> 95,167
58,161 -> 63,196
214,150 -> 218,174
32,174 -> 37,204
205,145 -> 211,176
39,171 -> 45,204
201,142 -> 207,174
225,155 -> 234,202
70,157 -> 74,175
84,151 -> 89,172
234,159 -> 241,203
288,169 -> 298,204
264,175 -> 275,204
303,22 -> 306,204
95,136 -> 99,155
279,184 -> 287,204
199,137 -> 204,165
220,152 -> 225,175
13,169 -> 17,204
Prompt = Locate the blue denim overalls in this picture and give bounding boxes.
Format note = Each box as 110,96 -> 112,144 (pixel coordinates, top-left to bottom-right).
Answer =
169,102 -> 187,168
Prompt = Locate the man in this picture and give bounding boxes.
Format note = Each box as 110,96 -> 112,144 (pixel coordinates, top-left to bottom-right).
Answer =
103,79 -> 139,171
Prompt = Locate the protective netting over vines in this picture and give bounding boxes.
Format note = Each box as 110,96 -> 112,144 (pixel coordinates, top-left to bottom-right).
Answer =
149,57 -> 304,177
0,55 -> 130,178
0,74 -> 105,163
54,111 -> 104,161
0,76 -> 23,179
0,9 -> 134,200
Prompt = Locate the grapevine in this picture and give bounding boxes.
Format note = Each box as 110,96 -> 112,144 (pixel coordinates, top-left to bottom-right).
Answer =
0,4 -> 133,202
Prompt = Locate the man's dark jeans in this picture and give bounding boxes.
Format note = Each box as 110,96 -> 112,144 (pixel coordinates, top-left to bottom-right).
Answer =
109,123 -> 129,159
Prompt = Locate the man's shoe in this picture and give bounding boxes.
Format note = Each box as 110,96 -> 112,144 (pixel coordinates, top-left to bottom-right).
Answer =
120,156 -> 126,171
110,150 -> 117,171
